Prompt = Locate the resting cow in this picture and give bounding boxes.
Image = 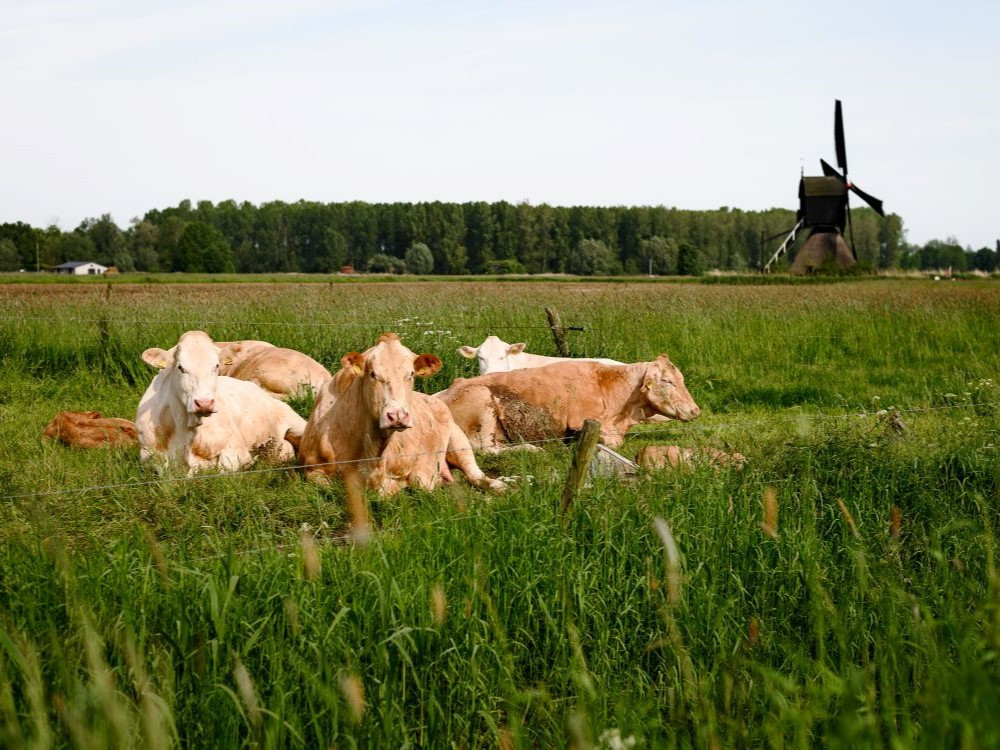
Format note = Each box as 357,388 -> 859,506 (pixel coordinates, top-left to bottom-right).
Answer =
214,340 -> 331,399
436,356 -> 701,451
298,333 -> 506,495
136,331 -> 306,474
458,335 -> 621,375
636,445 -> 746,471
43,411 -> 138,448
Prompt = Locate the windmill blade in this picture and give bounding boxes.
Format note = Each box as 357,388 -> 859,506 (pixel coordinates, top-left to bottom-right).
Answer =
849,183 -> 885,216
834,100 -> 847,174
821,158 -> 843,180
820,159 -> 885,216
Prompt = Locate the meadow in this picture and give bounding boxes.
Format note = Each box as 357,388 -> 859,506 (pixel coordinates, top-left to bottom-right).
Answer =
0,278 -> 998,748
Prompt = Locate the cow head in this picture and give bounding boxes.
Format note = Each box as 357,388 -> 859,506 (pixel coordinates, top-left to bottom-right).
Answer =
142,331 -> 221,422
458,335 -> 526,374
344,333 -> 441,431
640,355 -> 701,422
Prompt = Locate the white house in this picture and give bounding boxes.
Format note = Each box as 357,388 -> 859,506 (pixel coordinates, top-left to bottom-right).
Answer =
53,261 -> 108,276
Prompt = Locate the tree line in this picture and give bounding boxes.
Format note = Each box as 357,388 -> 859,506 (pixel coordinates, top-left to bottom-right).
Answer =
0,199 -> 995,275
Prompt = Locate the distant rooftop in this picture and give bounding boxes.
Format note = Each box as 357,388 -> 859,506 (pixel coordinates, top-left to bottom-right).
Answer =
53,261 -> 103,269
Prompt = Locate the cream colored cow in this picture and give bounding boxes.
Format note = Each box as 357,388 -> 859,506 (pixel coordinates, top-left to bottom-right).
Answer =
299,333 -> 506,495
437,356 -> 701,451
214,340 -> 331,399
458,335 -> 621,374
136,331 -> 306,474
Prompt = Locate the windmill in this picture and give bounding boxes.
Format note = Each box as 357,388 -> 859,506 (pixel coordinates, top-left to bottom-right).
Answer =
762,100 -> 885,273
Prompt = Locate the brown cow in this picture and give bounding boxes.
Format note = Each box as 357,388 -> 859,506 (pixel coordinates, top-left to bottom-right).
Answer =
215,340 -> 331,400
436,356 -> 700,451
299,333 -> 506,495
43,411 -> 139,448
636,445 -> 746,471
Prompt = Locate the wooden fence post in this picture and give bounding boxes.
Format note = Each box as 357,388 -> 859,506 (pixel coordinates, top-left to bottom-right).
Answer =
560,419 -> 602,517
545,307 -> 570,357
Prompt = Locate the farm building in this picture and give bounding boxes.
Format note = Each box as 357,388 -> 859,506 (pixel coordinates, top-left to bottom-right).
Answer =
52,261 -> 108,275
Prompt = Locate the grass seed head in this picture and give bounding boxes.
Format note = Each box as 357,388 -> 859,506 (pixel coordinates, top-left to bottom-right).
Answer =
339,673 -> 365,723
233,656 -> 261,727
836,498 -> 859,537
653,517 -> 682,605
430,583 -> 447,625
299,529 -> 321,581
890,505 -> 902,540
760,486 -> 779,539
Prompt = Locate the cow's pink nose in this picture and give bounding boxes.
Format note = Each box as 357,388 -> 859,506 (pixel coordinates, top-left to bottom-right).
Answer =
194,398 -> 215,413
382,408 -> 412,429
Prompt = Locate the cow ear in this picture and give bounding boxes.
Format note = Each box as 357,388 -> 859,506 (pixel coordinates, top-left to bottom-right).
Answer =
458,345 -> 477,359
508,342 -> 527,355
142,347 -> 172,369
341,352 -> 365,376
414,354 -> 442,377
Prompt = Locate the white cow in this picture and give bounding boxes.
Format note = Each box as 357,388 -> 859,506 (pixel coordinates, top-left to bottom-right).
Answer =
136,331 -> 306,474
457,335 -> 622,375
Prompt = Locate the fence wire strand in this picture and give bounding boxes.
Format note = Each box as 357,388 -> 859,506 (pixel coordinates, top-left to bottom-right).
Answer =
3,401 -> 981,503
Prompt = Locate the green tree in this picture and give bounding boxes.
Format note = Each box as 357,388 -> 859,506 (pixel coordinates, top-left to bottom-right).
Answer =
0,239 -> 21,271
320,228 -> 349,272
176,222 -> 234,273
128,219 -> 160,272
972,246 -> 998,272
677,242 -> 704,276
367,253 -> 406,274
640,236 -> 679,275
404,242 -> 434,275
568,239 -> 618,276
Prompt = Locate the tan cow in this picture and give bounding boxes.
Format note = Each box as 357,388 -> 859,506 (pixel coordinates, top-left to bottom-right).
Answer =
636,445 -> 746,471
214,340 -> 331,399
436,356 -> 701,451
299,333 -> 506,495
43,411 -> 138,448
136,331 -> 306,474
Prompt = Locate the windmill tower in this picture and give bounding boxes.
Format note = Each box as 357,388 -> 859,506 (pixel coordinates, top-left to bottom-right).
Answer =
763,101 -> 885,274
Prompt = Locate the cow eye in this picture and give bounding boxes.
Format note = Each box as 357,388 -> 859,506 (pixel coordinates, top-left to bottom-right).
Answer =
177,365 -> 186,374
214,363 -> 219,372
370,371 -> 377,380
407,371 -> 414,380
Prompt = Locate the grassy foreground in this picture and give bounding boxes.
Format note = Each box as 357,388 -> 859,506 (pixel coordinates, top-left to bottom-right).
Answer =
0,280 -> 998,748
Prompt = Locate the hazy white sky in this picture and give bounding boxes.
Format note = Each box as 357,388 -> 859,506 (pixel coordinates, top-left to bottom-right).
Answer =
2,0 -> 997,249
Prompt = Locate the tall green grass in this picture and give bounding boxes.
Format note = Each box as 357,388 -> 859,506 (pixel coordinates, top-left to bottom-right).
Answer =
0,280 -> 998,747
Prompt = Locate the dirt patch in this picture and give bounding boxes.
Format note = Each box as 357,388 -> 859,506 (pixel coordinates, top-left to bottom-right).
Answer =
488,384 -> 562,443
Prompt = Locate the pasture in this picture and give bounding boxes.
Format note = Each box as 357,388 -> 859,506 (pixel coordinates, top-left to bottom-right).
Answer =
1,279 -> 999,748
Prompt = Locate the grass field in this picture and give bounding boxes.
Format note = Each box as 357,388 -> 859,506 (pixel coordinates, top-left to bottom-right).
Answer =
1,279 -> 999,748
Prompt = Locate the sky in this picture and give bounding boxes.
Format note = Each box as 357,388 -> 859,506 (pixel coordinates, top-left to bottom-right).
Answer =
2,0 -> 998,249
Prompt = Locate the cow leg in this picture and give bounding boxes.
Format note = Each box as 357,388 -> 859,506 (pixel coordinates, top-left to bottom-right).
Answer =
446,424 -> 506,492
478,442 -> 541,454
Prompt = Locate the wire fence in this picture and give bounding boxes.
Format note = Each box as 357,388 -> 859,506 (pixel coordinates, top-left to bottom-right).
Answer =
3,401 -> 983,504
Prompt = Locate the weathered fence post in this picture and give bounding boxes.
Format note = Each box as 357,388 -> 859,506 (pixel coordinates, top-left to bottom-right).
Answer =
560,419 -> 602,517
545,306 -> 570,357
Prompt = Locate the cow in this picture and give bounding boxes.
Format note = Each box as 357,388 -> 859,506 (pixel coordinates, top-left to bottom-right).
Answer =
136,331 -> 306,474
214,340 -> 331,400
636,445 -> 746,471
458,335 -> 621,375
298,333 -> 506,495
43,411 -> 138,448
436,356 -> 701,451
